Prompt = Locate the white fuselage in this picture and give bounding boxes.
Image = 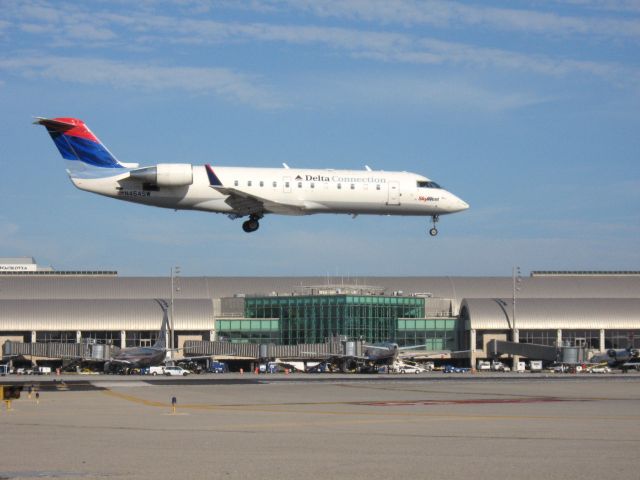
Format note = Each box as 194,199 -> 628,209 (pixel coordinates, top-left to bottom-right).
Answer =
71,166 -> 469,218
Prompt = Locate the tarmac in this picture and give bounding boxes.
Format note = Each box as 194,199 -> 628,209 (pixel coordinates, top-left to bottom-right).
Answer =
1,374 -> 639,479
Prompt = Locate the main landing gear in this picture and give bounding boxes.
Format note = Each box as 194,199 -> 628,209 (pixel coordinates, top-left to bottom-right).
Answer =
428,215 -> 439,236
242,214 -> 262,233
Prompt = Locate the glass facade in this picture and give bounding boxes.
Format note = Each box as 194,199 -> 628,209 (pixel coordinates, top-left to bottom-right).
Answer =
561,329 -> 600,349
519,329 -> 558,346
605,330 -> 640,349
396,318 -> 457,349
243,295 -> 427,345
35,331 -> 76,343
216,318 -> 280,343
125,331 -> 160,347
81,331 -> 122,347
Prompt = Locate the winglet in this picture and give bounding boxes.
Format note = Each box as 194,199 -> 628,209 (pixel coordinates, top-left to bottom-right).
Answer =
205,164 -> 223,186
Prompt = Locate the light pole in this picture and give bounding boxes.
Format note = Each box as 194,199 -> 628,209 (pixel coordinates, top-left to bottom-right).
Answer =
170,266 -> 181,355
512,266 -> 522,370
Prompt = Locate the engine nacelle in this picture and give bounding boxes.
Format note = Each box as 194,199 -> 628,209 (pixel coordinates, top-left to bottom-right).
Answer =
129,164 -> 193,187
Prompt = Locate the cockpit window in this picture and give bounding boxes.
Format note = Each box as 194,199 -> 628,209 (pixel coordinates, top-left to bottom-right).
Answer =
417,180 -> 441,189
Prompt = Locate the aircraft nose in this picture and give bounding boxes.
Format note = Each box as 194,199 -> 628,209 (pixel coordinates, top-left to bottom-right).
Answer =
447,194 -> 469,213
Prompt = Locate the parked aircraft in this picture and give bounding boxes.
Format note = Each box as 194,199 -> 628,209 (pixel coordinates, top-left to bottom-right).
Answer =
36,117 -> 469,235
104,300 -> 171,370
308,341 -> 433,372
590,347 -> 639,368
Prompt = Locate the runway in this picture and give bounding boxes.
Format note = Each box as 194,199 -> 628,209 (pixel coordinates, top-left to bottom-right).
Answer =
1,375 -> 639,479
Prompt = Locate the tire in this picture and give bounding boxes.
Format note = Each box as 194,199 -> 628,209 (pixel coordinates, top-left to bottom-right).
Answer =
152,372 -> 157,376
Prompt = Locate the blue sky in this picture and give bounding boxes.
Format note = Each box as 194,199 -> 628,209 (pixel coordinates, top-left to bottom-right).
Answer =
0,0 -> 638,276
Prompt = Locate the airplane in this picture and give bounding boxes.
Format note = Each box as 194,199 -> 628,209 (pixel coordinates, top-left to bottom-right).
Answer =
103,299 -> 171,370
304,341 -> 435,372
35,117 -> 469,235
589,347 -> 639,368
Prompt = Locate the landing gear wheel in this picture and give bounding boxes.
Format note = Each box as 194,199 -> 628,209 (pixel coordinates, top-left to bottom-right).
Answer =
428,215 -> 439,237
242,219 -> 260,233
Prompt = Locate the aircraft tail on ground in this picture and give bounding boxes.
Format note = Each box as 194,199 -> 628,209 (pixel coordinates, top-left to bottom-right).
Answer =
153,299 -> 170,350
34,117 -> 138,175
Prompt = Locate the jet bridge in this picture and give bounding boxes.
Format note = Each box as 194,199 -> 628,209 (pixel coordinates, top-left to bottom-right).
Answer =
486,340 -> 560,361
3,340 -> 117,361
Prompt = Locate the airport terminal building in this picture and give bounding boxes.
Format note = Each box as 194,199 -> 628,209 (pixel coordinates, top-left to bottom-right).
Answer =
1,258 -> 639,367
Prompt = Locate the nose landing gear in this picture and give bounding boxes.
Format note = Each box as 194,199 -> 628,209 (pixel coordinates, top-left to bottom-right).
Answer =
242,214 -> 262,233
428,215 -> 439,236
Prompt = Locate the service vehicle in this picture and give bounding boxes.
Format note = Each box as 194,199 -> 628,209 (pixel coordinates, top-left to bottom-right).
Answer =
208,361 -> 228,373
588,365 -> 611,374
398,364 -> 424,374
491,361 -> 510,372
163,366 -> 190,376
477,360 -> 491,371
443,364 -> 470,373
529,360 -> 543,372
621,359 -> 640,372
149,366 -> 165,376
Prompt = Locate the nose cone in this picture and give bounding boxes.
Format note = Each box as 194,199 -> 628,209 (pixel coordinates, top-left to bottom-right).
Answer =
445,193 -> 469,213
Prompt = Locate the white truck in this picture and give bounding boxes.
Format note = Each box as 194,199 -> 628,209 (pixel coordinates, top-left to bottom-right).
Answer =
164,366 -> 190,376
529,360 -> 543,372
477,360 -> 491,371
491,360 -> 510,372
149,366 -> 165,376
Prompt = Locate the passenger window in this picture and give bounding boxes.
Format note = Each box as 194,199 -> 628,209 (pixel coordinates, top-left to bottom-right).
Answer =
285,182 -> 289,188
259,181 -> 264,187
310,182 -> 315,189
273,181 -> 277,187
350,184 -> 355,190
234,180 -> 239,187
298,182 -> 302,188
247,180 -> 252,187
337,183 -> 342,189
376,184 -> 381,191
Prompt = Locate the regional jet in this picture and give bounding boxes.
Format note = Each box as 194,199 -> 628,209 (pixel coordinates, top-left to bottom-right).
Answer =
36,117 -> 469,235
105,300 -> 171,369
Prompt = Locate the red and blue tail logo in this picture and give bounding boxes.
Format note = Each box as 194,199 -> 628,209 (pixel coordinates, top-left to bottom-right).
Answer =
35,117 -> 125,169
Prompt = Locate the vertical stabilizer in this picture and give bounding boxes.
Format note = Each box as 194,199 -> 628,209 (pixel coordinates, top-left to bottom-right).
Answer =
153,299 -> 170,349
35,117 -> 138,175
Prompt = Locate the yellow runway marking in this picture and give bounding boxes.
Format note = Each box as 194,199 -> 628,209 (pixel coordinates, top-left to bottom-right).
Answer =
102,389 -> 640,422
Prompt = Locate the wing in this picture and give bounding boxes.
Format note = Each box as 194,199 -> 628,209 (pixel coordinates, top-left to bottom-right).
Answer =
205,164 -> 306,216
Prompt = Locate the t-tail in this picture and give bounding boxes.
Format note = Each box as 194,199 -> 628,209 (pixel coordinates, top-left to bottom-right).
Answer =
153,299 -> 170,350
34,117 -> 138,177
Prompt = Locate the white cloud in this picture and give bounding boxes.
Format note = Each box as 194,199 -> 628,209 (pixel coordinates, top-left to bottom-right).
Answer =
279,0 -> 640,39
295,74 -> 547,112
0,56 -> 284,109
4,2 -> 638,88
121,18 -> 639,87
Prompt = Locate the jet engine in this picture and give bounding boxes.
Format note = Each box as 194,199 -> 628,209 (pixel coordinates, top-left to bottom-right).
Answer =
129,164 -> 193,187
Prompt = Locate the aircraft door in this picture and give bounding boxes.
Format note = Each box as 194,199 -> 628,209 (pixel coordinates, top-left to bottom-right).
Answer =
387,182 -> 401,205
283,176 -> 291,193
